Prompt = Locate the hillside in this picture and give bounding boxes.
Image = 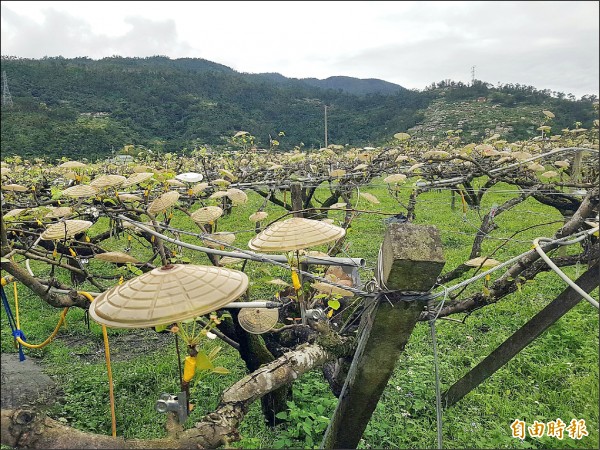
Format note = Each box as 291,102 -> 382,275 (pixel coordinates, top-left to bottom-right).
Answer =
301,76 -> 405,95
407,98 -> 551,142
0,55 -> 597,161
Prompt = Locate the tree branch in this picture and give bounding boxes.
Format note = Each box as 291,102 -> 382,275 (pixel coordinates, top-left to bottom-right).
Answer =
1,344 -> 336,449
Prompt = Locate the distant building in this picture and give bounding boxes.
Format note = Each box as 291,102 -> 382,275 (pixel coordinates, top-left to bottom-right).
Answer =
107,154 -> 134,164
79,112 -> 110,117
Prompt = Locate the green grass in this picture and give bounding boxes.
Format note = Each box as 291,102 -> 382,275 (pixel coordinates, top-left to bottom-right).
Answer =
1,179 -> 598,449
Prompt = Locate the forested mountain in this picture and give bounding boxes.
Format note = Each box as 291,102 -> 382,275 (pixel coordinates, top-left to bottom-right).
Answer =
301,76 -> 405,95
0,55 -> 597,161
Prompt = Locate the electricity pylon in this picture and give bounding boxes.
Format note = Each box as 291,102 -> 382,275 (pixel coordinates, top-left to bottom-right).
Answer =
2,71 -> 14,107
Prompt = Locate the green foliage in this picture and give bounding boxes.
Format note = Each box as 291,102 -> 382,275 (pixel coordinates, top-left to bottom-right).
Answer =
1,56 -> 595,160
0,164 -> 597,448
271,373 -> 338,449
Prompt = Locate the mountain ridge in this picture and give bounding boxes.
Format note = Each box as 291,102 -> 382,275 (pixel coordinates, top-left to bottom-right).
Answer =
0,55 -> 596,161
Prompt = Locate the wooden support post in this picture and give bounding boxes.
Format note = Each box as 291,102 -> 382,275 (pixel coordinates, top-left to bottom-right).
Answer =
571,149 -> 583,185
322,223 -> 445,449
443,263 -> 599,408
291,182 -> 304,218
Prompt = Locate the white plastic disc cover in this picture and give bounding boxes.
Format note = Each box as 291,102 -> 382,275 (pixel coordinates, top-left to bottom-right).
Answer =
176,172 -> 203,183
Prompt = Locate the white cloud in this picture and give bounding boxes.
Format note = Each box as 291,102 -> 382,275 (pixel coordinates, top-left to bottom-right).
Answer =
1,1 -> 598,98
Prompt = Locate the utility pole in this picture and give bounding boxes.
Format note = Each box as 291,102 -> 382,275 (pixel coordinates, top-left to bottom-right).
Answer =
324,105 -> 328,148
2,71 -> 14,107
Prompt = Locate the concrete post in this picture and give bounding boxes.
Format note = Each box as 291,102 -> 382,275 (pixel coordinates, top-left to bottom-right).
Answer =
322,223 -> 445,449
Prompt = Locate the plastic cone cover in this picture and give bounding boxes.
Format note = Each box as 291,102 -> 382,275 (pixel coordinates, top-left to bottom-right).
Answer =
191,183 -> 210,194
147,190 -> 180,214
44,206 -> 73,219
3,208 -> 28,219
191,206 -> 223,224
237,304 -> 279,334
248,217 -> 345,252
225,188 -> 248,205
176,172 -> 203,183
249,211 -> 268,223
1,184 -> 28,192
58,161 -> 87,169
90,175 -> 127,189
116,193 -> 143,202
95,252 -> 140,264
202,232 -> 236,249
121,172 -> 154,188
89,264 -> 249,328
464,257 -> 501,268
166,179 -> 186,187
41,220 -> 93,240
383,173 -> 407,184
219,256 -> 244,266
62,184 -> 98,198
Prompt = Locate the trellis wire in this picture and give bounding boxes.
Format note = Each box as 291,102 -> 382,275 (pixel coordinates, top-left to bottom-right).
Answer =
428,227 -> 599,301
117,215 -> 374,298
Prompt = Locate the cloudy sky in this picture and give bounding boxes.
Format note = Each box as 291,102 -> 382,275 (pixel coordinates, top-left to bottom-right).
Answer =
1,1 -> 598,98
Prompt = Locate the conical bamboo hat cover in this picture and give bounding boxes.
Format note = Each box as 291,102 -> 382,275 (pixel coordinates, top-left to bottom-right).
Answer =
191,206 -> 224,224
90,174 -> 127,189
41,220 -> 93,240
62,184 -> 98,198
116,193 -> 143,202
147,190 -> 180,214
3,208 -> 28,219
248,217 -> 345,252
237,304 -> 279,334
89,264 -> 249,328
464,256 -> 501,268
95,251 -> 140,264
166,179 -> 186,187
58,161 -> 87,169
44,206 -> 73,219
121,172 -> 154,188
176,172 -> 203,183
1,184 -> 28,192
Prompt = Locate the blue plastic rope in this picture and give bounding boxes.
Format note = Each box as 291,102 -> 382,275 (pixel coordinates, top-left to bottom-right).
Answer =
1,285 -> 26,361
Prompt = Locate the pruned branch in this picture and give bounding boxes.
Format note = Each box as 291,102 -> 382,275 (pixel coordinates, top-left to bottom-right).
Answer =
1,343 -> 337,449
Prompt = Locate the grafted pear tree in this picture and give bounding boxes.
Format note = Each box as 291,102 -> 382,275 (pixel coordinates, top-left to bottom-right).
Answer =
1,113 -> 599,448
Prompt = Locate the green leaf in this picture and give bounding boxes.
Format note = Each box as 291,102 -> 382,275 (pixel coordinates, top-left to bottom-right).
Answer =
196,351 -> 214,370
302,421 -> 313,436
126,263 -> 143,276
154,323 -> 170,333
273,439 -> 288,449
275,411 -> 288,420
208,346 -> 222,360
328,299 -> 341,310
305,434 -> 314,447
212,366 -> 230,375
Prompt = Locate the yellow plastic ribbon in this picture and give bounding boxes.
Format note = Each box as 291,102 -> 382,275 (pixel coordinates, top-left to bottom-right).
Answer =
183,355 -> 197,382
291,269 -> 302,291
